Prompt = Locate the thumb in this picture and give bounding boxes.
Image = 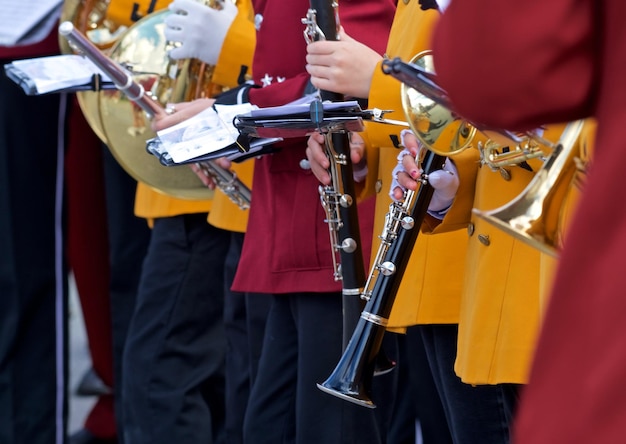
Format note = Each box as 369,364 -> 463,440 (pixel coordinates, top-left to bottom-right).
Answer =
167,45 -> 192,61
348,132 -> 366,163
338,26 -> 355,43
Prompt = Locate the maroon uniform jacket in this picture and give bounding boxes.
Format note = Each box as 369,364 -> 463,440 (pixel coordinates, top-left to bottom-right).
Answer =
434,1 -> 626,443
0,25 -> 59,59
232,0 -> 395,294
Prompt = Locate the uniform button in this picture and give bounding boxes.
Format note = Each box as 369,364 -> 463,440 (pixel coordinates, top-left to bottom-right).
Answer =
254,14 -> 263,31
478,234 -> 491,246
467,223 -> 474,236
499,168 -> 512,181
375,179 -> 383,194
299,159 -> 311,170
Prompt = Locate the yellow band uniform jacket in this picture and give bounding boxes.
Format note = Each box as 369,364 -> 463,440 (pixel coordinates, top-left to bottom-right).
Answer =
364,3 -> 478,330
434,1 -> 626,441
455,124 -> 579,385
134,0 -> 256,224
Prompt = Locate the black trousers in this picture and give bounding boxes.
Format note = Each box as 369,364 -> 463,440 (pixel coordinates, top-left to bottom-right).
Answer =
420,324 -> 521,444
101,146 -> 151,443
122,214 -> 230,444
0,70 -> 68,444
385,327 -> 453,444
223,231 -> 271,444
243,292 -> 386,444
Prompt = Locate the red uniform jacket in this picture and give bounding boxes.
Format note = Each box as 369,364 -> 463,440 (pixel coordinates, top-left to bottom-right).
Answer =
434,1 -> 626,443
232,0 -> 395,294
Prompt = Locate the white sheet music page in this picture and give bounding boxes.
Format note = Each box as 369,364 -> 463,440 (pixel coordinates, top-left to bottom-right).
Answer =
9,54 -> 112,94
0,0 -> 63,46
157,103 -> 258,164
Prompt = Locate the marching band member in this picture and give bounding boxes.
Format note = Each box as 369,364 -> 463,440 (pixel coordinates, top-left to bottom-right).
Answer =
208,1 -> 394,442
155,1 -> 272,442
120,1 -> 259,443
393,54 -> 580,444
0,9 -> 145,444
151,0 -> 397,442
0,6 -> 148,443
0,16 -> 70,444
305,0 -> 577,441
433,1 -> 616,442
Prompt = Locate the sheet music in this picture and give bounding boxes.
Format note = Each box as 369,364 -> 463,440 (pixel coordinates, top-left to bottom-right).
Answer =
0,0 -> 63,46
157,103 -> 258,164
7,54 -> 112,94
146,135 -> 281,165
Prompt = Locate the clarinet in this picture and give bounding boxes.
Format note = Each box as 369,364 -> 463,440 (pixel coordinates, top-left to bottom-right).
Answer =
318,149 -> 446,408
303,1 -> 367,349
59,21 -> 252,210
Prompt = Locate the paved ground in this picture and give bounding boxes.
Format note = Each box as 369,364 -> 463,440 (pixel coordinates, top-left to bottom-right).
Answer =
68,275 -> 97,435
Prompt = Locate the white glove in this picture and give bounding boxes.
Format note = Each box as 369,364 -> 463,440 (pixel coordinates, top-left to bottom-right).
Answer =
427,160 -> 458,213
165,0 -> 238,65
389,146 -> 459,216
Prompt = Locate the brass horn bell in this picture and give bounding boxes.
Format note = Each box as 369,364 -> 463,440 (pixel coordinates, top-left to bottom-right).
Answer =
98,9 -> 220,200
60,0 -> 226,200
400,50 -> 476,157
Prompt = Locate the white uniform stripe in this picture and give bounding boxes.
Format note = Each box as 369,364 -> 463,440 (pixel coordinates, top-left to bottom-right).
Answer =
54,93 -> 67,444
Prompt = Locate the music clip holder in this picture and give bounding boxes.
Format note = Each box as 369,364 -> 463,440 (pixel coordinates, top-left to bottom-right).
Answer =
88,73 -> 103,91
233,99 -> 368,140
310,99 -> 325,131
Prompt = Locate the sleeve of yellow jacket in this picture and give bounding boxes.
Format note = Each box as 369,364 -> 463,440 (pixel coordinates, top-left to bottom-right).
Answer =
211,0 -> 256,88
207,1 -> 256,233
207,159 -> 254,233
106,0 -> 172,26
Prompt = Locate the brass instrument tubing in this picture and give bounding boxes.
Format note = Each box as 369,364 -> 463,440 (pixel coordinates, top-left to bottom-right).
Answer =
59,21 -> 252,210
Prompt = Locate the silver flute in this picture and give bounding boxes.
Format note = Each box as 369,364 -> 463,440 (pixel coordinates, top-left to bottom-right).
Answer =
59,21 -> 251,210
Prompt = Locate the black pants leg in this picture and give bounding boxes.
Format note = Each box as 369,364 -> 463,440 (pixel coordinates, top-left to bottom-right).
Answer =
244,293 -> 384,444
407,326 -> 454,444
123,214 -> 229,444
101,146 -> 151,443
420,324 -> 520,444
0,73 -> 68,444
223,231 -> 271,444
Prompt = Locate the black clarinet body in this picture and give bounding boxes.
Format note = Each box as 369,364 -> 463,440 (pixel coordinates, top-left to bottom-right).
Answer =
305,0 -> 367,348
318,149 -> 446,408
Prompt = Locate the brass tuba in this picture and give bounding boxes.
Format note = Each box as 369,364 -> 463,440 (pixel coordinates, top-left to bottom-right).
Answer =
60,0 -> 228,200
